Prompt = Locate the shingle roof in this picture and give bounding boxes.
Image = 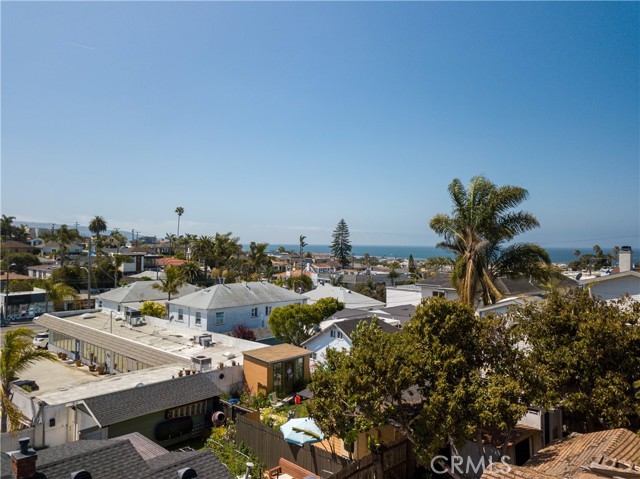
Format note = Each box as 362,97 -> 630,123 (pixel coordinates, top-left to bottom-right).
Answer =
82,373 -> 222,427
419,272 -> 456,289
168,281 -> 305,310
35,314 -> 188,367
96,280 -> 200,303
336,317 -> 400,338
243,343 -> 311,364
147,450 -> 233,479
1,436 -> 232,479
112,432 -> 170,460
481,428 -> 640,479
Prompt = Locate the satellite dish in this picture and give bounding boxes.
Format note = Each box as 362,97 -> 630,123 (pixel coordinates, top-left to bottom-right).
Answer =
575,273 -> 582,281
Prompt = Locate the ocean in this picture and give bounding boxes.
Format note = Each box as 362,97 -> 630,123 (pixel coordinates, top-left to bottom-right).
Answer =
266,244 -> 604,265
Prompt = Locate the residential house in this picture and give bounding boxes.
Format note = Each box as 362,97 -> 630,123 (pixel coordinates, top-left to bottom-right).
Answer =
482,428 -> 640,479
302,317 -> 400,366
26,264 -> 60,280
302,284 -> 386,311
1,433 -> 233,479
578,249 -> 639,301
95,280 -> 200,317
243,343 -> 312,396
115,251 -> 163,275
166,281 -> 306,334
38,242 -> 83,256
1,240 -> 36,254
157,257 -> 188,269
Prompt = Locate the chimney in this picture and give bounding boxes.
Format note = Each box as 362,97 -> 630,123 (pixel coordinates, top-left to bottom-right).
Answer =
9,438 -> 37,479
619,246 -> 633,273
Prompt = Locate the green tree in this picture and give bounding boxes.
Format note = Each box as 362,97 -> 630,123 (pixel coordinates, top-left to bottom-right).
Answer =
247,242 -> 271,279
1,328 -> 56,432
88,216 -> 107,239
430,176 -> 550,306
152,265 -> 185,301
268,303 -> 324,345
331,219 -> 352,268
179,261 -> 205,285
514,289 -> 640,432
314,297 -> 345,319
140,300 -> 166,318
53,225 -> 81,267
407,254 -> 417,276
36,278 -> 77,313
0,215 -> 16,241
387,261 -> 400,286
285,274 -> 313,293
309,299 -> 542,466
175,206 -> 184,238
1,253 -> 41,275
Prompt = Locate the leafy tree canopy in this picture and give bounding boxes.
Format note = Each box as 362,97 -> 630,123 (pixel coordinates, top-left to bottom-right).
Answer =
140,301 -> 166,318
229,324 -> 257,341
308,298 -> 544,466
1,253 -> 41,275
268,297 -> 344,346
513,289 -> 640,432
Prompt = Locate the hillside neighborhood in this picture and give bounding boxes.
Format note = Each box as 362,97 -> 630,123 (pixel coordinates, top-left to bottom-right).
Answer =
0,200 -> 638,479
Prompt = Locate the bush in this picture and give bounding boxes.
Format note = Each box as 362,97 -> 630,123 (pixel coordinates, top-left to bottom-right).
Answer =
140,301 -> 166,318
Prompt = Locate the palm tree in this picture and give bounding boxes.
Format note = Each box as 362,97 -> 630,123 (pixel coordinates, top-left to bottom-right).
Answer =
152,265 -> 185,301
175,207 -> 184,238
192,235 -> 216,271
430,176 -> 550,306
387,261 -> 400,286
54,225 -> 80,267
179,261 -> 204,284
248,242 -> 271,278
1,328 -> 56,432
0,215 -> 16,240
36,278 -> 78,313
88,216 -> 107,239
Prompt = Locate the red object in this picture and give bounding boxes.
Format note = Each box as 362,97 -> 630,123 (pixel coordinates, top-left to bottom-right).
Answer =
295,395 -> 301,404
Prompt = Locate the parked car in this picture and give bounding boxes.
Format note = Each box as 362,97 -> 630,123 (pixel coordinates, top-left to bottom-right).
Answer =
33,332 -> 49,349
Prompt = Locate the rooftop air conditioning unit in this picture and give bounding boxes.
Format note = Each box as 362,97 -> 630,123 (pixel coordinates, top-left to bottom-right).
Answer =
192,355 -> 212,372
222,352 -> 236,360
198,334 -> 213,347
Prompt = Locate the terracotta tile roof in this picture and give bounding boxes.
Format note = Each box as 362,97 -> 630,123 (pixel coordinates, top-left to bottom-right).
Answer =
157,257 -> 188,267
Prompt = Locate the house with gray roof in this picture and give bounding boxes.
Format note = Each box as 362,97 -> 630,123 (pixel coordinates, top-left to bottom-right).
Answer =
302,284 -> 386,310
302,317 -> 400,366
166,281 -> 306,334
1,432 -> 232,479
95,280 -> 200,316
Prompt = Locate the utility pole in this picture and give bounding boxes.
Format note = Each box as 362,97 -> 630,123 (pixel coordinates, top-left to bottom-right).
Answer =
87,238 -> 92,308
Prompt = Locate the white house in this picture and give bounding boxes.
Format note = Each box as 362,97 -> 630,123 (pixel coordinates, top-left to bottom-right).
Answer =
579,247 -> 639,301
302,317 -> 400,365
95,281 -> 200,316
166,281 -> 306,333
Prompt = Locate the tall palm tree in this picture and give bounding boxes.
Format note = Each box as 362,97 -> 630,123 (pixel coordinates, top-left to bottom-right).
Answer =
175,207 -> 184,238
55,225 -> 80,267
191,235 -> 216,271
430,176 -> 550,306
0,215 -> 16,240
212,232 -> 242,269
152,265 -> 185,301
1,328 -> 56,432
88,216 -> 107,239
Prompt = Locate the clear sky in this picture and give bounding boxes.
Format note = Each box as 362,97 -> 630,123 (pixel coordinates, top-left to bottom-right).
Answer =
2,1 -> 638,249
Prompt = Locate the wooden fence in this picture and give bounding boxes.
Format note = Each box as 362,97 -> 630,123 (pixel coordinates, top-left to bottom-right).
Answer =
236,415 -> 352,476
235,415 -> 416,479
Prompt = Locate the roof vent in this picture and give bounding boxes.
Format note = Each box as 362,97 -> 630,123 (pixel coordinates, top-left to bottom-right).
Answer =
70,471 -> 92,479
222,352 -> 236,359
177,467 -> 198,479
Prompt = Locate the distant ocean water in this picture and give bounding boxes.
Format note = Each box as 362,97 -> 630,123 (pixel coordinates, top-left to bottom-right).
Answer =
267,244 -> 604,265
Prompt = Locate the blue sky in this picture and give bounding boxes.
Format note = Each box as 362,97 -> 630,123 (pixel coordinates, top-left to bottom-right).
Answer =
2,2 -> 638,249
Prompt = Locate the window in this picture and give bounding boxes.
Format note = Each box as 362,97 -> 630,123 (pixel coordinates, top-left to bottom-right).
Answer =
330,330 -> 335,338
265,306 -> 272,316
432,291 -> 445,298
215,312 -> 224,325
195,312 -> 201,326
337,331 -> 343,339
178,309 -> 184,322
251,307 -> 258,318
273,362 -> 283,392
117,305 -> 121,312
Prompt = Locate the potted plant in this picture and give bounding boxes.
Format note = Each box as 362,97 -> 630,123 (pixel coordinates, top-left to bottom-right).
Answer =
185,369 -> 191,376
60,353 -> 68,361
88,363 -> 96,372
75,359 -> 82,367
178,369 -> 183,377
218,362 -> 224,370
97,365 -> 105,375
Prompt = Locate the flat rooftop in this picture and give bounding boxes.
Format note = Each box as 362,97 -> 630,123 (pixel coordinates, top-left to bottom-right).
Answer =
17,360 -> 185,405
36,311 -> 265,366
